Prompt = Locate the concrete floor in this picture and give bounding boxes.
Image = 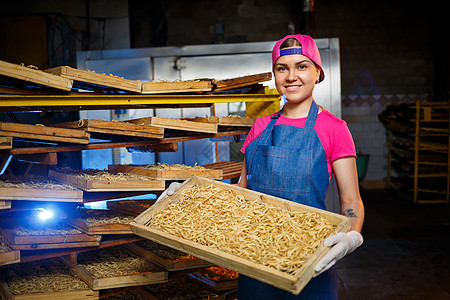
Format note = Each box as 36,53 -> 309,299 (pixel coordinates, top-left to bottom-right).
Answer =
336,188 -> 450,299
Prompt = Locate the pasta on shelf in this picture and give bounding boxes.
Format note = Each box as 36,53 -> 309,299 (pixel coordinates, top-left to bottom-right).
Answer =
146,184 -> 336,274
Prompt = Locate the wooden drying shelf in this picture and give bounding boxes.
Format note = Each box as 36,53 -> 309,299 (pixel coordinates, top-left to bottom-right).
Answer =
0,129 -> 249,155
0,94 -> 280,112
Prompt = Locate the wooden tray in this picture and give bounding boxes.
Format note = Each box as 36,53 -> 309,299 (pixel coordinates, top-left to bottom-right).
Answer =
48,169 -> 165,192
141,79 -> 212,94
64,209 -> 134,235
68,246 -> 168,290
0,200 -> 11,209
45,66 -> 142,93
0,60 -> 73,91
188,116 -> 255,127
0,122 -> 90,144
0,257 -> 99,300
131,176 -> 350,295
0,236 -> 20,266
53,119 -> 164,139
0,136 -> 12,149
200,161 -> 243,180
214,72 -> 272,91
124,240 -> 212,271
108,164 -> 223,181
106,199 -> 156,216
0,187 -> 83,202
125,116 -> 218,134
0,224 -> 101,250
188,266 -> 239,291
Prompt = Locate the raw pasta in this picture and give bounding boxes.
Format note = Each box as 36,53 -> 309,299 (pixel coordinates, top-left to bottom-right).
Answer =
146,184 -> 336,274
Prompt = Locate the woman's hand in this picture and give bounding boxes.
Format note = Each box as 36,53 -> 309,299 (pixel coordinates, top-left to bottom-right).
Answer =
155,182 -> 181,204
314,230 -> 363,276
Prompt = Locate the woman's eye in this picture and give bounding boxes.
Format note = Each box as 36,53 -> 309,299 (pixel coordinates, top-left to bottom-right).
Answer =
298,64 -> 307,70
277,66 -> 287,72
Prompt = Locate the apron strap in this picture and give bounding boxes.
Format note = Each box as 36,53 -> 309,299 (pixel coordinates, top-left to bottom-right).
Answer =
304,101 -> 319,129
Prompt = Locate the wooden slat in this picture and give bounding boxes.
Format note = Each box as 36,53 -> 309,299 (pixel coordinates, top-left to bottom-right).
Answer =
0,136 -> 12,149
49,169 -> 166,192
189,116 -> 255,127
0,280 -> 99,300
201,161 -> 243,180
214,72 -> 272,91
0,60 -> 73,91
64,209 -> 134,235
0,122 -> 90,144
108,164 -> 223,180
124,241 -> 212,271
141,79 -> 212,94
68,246 -> 168,290
0,200 -> 11,210
188,269 -> 238,291
0,187 -> 83,202
0,225 -> 101,250
53,119 -> 164,139
44,66 -> 142,93
125,116 -> 218,134
131,176 -> 350,295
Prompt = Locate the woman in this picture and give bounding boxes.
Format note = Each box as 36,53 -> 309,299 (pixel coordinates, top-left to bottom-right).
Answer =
236,34 -> 365,299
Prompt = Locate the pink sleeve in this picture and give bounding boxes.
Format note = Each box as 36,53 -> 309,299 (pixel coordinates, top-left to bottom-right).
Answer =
240,116 -> 271,154
328,121 -> 357,162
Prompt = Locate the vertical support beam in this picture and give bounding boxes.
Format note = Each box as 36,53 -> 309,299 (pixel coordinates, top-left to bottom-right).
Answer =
413,101 -> 420,204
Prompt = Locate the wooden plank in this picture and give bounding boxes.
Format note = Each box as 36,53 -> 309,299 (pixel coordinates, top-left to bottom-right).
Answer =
201,161 -> 243,180
19,235 -> 143,264
0,281 -> 99,300
64,209 -> 135,235
189,116 -> 255,127
54,119 -> 164,139
124,240 -> 212,271
125,116 -> 218,134
0,60 -> 73,91
48,169 -> 165,192
0,225 -> 101,250
0,136 -> 12,149
108,164 -> 223,180
0,236 -> 20,266
44,66 -> 142,93
69,246 -> 168,290
214,72 -> 272,91
0,122 -> 90,144
0,187 -> 83,202
130,176 -> 350,295
0,129 -> 249,155
141,79 -> 212,94
17,153 -> 57,165
188,267 -> 239,291
0,200 -> 11,210
0,249 -> 20,266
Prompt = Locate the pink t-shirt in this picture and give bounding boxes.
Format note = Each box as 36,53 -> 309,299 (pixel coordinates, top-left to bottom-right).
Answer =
241,110 -> 356,177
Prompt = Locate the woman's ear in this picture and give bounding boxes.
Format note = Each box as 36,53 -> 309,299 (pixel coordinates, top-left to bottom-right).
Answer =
315,70 -> 321,83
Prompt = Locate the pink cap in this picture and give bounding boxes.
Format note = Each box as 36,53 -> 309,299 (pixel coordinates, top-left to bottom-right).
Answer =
272,34 -> 324,82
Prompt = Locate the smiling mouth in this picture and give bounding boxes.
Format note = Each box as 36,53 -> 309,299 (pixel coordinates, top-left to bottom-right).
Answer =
285,85 -> 301,91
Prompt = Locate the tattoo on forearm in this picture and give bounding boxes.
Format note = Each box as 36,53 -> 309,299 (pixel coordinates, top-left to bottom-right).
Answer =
344,209 -> 357,218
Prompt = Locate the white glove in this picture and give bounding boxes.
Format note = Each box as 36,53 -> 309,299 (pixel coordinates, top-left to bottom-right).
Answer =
155,182 -> 181,204
314,230 -> 363,277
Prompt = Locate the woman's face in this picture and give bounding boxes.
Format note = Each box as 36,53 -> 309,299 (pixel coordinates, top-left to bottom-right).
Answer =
273,49 -> 320,104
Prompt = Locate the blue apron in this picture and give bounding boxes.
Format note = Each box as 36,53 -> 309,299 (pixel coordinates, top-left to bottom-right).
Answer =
239,101 -> 337,300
